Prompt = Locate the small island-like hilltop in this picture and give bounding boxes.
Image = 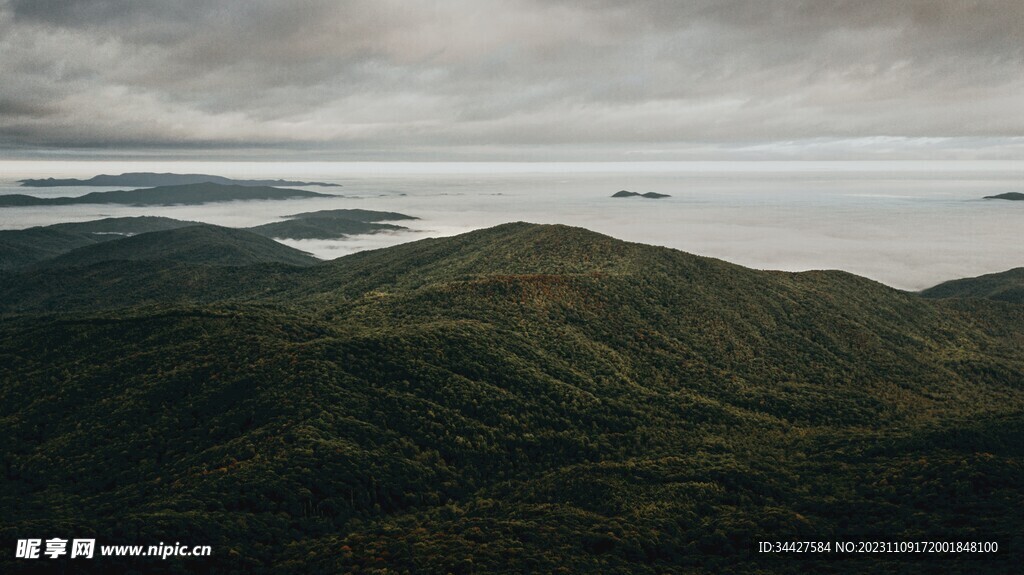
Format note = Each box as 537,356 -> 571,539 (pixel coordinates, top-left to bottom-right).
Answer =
612,190 -> 671,199
984,192 -> 1024,201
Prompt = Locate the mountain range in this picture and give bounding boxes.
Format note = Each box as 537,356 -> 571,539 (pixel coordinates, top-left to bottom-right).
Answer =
0,210 -> 415,270
0,182 -> 335,207
1,223 -> 1021,574
18,172 -> 340,188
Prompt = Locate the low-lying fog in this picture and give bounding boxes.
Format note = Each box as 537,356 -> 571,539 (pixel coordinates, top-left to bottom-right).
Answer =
1,161 -> 1022,291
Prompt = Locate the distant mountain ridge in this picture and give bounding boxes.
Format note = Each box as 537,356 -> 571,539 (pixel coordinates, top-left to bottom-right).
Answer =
249,208 -> 418,240
0,182 -> 334,207
18,172 -> 340,187
285,208 -> 417,222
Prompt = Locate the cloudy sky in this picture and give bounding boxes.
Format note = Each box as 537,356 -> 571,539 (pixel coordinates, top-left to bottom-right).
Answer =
1,0 -> 1022,160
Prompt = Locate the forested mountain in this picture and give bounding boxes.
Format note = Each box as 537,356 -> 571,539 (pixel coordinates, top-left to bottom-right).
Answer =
1,223 -> 1022,574
35,225 -> 319,269
0,217 -> 197,270
922,267 -> 1024,304
0,182 -> 334,207
0,211 -> 415,270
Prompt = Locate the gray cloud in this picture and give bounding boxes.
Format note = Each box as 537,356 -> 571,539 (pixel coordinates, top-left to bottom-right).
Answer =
1,0 -> 1022,159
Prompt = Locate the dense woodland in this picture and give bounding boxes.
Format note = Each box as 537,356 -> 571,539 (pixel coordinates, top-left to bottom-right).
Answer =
1,222 -> 1022,574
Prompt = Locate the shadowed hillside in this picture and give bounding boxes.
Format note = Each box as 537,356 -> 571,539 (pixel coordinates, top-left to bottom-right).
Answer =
36,225 -> 319,269
0,217 -> 196,270
922,267 -> 1024,304
0,211 -> 415,271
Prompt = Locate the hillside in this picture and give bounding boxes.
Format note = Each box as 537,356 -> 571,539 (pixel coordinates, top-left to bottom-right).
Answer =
0,182 -> 334,207
1,223 -> 1022,574
0,213 -> 410,270
35,224 -> 319,269
0,216 -> 196,270
922,267 -> 1024,304
18,172 -> 339,187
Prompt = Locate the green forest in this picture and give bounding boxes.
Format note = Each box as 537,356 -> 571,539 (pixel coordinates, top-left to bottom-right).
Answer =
1,222 -> 1022,574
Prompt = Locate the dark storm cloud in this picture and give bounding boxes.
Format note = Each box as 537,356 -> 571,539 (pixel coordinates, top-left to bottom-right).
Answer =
1,0 -> 1021,158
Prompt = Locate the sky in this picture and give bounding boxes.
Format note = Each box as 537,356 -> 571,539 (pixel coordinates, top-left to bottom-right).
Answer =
1,0 -> 1022,161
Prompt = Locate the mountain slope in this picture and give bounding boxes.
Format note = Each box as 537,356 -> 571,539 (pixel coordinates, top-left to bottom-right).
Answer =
285,208 -> 417,221
36,224 -> 319,269
0,213 -> 412,270
1,223 -> 1022,574
922,267 -> 1024,304
0,227 -> 100,269
46,216 -> 199,235
0,217 -> 196,270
